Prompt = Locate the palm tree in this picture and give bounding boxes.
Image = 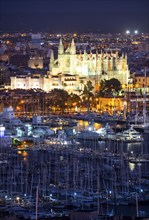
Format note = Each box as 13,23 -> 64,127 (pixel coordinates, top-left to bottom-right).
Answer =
81,80 -> 94,113
67,93 -> 81,112
48,89 -> 69,114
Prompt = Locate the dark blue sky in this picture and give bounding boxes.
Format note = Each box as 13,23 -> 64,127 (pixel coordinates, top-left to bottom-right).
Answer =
0,0 -> 149,33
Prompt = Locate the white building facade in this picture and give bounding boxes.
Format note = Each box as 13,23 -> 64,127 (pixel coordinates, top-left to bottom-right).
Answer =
11,39 -> 130,94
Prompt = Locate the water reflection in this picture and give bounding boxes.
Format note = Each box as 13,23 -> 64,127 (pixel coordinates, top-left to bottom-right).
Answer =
76,120 -> 149,154
129,162 -> 135,171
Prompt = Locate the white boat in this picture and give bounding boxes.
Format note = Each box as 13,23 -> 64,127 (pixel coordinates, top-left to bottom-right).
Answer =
116,126 -> 143,142
75,130 -> 99,140
95,123 -> 116,140
75,123 -> 116,141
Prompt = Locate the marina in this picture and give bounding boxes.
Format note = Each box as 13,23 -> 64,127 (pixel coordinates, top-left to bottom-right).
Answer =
0,108 -> 149,219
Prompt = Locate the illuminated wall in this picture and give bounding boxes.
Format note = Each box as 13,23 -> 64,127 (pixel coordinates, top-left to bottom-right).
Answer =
98,97 -> 123,114
11,39 -> 130,94
49,39 -> 130,86
28,57 -> 43,69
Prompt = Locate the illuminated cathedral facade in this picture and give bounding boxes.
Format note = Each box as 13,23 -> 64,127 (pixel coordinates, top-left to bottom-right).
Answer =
11,39 -> 130,94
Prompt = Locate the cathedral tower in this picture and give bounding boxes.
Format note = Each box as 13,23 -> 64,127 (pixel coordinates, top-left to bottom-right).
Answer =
58,38 -> 64,54
70,39 -> 76,55
49,50 -> 54,72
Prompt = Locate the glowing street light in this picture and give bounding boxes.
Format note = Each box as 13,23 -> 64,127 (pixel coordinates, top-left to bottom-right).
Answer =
134,30 -> 138,34
126,30 -> 130,34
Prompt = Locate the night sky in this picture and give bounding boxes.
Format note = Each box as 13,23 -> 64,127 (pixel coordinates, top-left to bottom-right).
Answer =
0,0 -> 149,33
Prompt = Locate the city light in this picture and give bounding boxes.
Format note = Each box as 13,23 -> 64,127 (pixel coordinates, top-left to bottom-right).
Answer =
126,30 -> 130,34
134,30 -> 138,34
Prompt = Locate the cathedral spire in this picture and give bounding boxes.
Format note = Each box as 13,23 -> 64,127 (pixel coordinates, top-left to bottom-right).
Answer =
70,38 -> 76,55
125,53 -> 127,61
96,49 -> 98,55
50,50 -> 54,62
83,50 -> 87,61
58,38 -> 64,54
101,49 -> 103,57
49,50 -> 54,71
84,49 -> 87,56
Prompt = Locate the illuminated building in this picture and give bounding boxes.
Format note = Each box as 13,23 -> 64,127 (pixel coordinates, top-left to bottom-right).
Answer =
28,56 -> 43,69
11,39 -> 130,93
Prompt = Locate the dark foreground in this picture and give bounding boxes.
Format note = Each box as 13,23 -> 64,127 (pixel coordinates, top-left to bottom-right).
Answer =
0,212 -> 149,220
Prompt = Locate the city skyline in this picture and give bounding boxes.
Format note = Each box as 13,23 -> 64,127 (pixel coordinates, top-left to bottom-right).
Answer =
0,0 -> 149,33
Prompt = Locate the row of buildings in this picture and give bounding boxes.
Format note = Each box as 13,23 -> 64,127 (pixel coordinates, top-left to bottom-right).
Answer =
0,32 -> 149,91
0,33 -> 149,115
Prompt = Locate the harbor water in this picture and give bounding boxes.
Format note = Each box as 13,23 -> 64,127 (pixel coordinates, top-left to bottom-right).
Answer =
0,119 -> 149,219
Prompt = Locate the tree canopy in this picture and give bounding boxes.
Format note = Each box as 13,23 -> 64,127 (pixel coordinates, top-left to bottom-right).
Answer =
81,80 -> 94,112
48,89 -> 69,113
97,78 -> 122,97
81,80 -> 94,100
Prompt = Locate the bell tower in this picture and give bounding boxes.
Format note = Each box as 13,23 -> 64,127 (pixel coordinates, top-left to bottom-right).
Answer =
49,50 -> 54,72
58,38 -> 64,54
70,39 -> 76,55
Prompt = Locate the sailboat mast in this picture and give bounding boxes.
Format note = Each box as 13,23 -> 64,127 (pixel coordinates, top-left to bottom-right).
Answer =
36,185 -> 39,220
143,67 -> 147,125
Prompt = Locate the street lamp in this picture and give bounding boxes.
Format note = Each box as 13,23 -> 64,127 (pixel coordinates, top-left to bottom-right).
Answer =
95,98 -> 98,111
126,30 -> 130,34
16,196 -> 20,204
134,30 -> 138,34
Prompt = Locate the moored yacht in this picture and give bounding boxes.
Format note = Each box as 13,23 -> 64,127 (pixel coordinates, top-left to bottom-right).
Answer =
95,123 -> 116,140
116,126 -> 143,142
75,130 -> 99,140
